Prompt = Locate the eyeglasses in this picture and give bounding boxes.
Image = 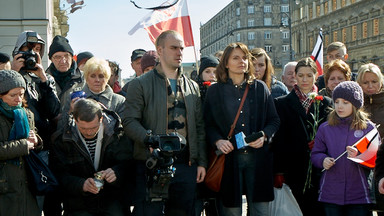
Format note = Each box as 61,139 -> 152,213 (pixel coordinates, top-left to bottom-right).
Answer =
52,54 -> 72,61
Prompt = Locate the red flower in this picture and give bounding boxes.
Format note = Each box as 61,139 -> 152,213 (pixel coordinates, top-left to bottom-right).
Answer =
315,95 -> 324,101
203,81 -> 211,87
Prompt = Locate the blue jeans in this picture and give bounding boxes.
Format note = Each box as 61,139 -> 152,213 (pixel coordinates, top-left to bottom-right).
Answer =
323,202 -> 370,216
220,151 -> 269,216
133,162 -> 197,216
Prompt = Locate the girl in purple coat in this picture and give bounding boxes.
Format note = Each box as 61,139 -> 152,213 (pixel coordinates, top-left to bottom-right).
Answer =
311,81 -> 379,216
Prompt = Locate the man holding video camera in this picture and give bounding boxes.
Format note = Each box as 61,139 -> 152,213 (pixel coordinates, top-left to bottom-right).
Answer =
122,30 -> 207,216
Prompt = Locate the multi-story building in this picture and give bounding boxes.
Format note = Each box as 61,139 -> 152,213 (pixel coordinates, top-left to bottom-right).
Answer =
0,0 -> 68,68
200,0 -> 293,73
291,0 -> 384,71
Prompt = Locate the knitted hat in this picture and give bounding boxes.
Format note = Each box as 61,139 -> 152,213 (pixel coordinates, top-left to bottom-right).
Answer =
0,52 -> 10,64
131,49 -> 146,62
199,56 -> 219,76
141,50 -> 158,72
76,51 -> 94,65
332,81 -> 364,108
48,35 -> 74,58
0,70 -> 26,94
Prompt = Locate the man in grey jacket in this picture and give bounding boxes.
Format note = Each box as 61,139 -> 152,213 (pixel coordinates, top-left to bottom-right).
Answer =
122,30 -> 207,216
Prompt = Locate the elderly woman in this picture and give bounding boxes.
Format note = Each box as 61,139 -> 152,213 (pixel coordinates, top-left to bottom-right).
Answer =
250,48 -> 289,98
0,70 -> 42,215
204,42 -> 280,215
318,59 -> 351,97
272,57 -> 332,216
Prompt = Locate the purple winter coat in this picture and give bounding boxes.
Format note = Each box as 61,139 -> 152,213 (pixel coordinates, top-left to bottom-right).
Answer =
311,118 -> 378,205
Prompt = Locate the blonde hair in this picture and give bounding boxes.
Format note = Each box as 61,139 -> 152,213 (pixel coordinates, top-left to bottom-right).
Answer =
356,63 -> 384,88
327,106 -> 369,130
83,57 -> 111,81
250,48 -> 274,89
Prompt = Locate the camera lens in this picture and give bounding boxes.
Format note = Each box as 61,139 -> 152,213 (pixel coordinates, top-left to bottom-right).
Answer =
25,57 -> 36,69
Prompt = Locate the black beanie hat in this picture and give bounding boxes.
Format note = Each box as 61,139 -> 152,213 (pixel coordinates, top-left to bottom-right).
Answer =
0,52 -> 10,64
0,70 -> 26,94
48,35 -> 74,59
332,81 -> 364,108
199,56 -> 219,76
76,51 -> 94,65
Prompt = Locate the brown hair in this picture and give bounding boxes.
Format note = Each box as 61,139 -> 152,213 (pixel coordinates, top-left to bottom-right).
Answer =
324,59 -> 351,87
327,106 -> 369,130
250,48 -> 274,89
295,57 -> 318,75
327,41 -> 347,55
215,42 -> 256,84
155,30 -> 181,48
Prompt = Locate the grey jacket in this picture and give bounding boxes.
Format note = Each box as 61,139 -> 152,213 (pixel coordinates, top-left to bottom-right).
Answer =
121,65 -> 207,167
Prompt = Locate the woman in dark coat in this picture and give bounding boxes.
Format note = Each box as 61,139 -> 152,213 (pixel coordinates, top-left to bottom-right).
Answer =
204,42 -> 280,216
0,70 -> 42,216
272,57 -> 332,216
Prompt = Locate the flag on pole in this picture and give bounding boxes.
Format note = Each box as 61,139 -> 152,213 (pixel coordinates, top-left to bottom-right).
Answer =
310,29 -> 323,75
129,0 -> 194,47
348,127 -> 380,168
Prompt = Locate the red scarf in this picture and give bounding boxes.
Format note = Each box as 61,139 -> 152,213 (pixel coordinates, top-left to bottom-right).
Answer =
293,84 -> 318,113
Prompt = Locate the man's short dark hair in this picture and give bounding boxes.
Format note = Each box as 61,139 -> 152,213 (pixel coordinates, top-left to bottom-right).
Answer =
155,30 -> 180,48
73,99 -> 102,122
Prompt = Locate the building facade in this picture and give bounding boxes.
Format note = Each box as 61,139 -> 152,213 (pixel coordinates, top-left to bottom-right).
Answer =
0,0 -> 68,68
291,0 -> 384,71
200,0 -> 293,72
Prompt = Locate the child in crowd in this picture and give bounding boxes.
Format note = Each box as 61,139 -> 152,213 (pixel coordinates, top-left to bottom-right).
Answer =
311,81 -> 379,216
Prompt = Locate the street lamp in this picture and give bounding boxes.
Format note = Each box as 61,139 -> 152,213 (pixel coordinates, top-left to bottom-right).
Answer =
280,12 -> 293,61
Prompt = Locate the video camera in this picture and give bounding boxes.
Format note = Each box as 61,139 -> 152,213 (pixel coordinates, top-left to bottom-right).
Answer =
144,130 -> 185,202
16,32 -> 39,71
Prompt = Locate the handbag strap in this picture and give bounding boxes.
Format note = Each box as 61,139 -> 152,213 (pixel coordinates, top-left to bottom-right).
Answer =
228,84 -> 249,140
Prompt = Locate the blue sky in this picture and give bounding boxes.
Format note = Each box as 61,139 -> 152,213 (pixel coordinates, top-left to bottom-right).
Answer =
65,0 -> 232,78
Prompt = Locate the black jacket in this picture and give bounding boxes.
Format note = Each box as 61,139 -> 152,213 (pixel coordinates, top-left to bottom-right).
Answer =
51,110 -> 129,214
204,80 -> 280,207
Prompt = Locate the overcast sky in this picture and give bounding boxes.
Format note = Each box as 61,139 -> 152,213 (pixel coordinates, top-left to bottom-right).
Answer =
65,0 -> 232,78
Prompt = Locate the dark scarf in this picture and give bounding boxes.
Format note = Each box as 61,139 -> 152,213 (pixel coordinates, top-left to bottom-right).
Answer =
0,99 -> 30,140
293,84 -> 318,113
50,61 -> 77,90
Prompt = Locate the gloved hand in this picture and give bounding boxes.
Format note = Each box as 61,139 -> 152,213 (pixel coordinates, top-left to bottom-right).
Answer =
308,140 -> 315,151
274,173 -> 285,188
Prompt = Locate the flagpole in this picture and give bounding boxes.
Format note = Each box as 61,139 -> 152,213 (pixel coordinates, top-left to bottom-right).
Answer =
192,45 -> 199,73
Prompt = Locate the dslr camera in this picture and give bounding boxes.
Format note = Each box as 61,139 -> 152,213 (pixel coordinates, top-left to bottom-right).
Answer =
16,32 -> 39,71
144,130 -> 185,202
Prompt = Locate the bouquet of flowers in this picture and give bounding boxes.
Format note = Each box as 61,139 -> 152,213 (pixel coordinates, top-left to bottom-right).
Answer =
303,93 -> 324,193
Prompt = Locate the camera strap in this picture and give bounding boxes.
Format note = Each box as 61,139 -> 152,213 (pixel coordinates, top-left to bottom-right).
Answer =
227,84 -> 249,140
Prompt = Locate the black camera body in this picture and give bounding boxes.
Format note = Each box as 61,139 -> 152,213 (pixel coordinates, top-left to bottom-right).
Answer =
16,32 -> 39,71
144,131 -> 184,202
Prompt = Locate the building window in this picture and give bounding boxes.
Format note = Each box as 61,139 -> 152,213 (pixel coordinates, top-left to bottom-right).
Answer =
248,19 -> 255,27
248,6 -> 254,14
374,18 -> 379,36
236,20 -> 241,28
236,7 -> 240,16
282,45 -> 290,52
352,25 -> 357,41
265,45 -> 272,52
342,28 -> 347,43
248,45 -> 255,50
325,35 -> 329,47
363,22 -> 367,39
310,37 -> 314,49
309,6 -> 313,19
282,31 -> 289,39
281,17 -> 289,26
332,0 -> 337,11
248,32 -> 255,40
316,5 -> 320,17
341,0 -> 346,7
333,31 -> 338,42
264,5 -> 272,13
324,2 -> 328,14
236,33 -> 241,42
281,5 -> 289,13
264,18 -> 272,26
265,31 -> 272,39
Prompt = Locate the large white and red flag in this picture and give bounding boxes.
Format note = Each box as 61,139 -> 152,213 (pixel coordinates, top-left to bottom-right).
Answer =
311,29 -> 323,75
348,127 -> 381,168
129,0 -> 194,47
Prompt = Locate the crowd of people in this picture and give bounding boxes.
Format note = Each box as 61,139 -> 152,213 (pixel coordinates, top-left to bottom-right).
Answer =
1,29 -> 384,216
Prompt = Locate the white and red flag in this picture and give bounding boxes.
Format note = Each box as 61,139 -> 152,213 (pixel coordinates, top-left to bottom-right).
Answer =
129,0 -> 194,47
310,29 -> 323,75
348,127 -> 381,168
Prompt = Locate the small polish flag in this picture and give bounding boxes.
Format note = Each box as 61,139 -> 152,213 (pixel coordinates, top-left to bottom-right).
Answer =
129,0 -> 194,47
311,29 -> 323,75
348,127 -> 381,168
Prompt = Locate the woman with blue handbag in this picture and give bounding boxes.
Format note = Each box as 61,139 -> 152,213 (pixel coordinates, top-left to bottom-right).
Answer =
0,69 -> 42,216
